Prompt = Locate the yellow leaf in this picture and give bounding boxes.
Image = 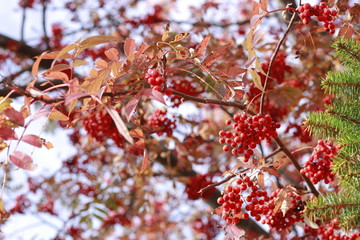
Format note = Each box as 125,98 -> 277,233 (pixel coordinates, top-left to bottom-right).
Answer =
49,109 -> 69,121
169,32 -> 190,44
44,141 -> 54,149
0,97 -> 12,113
79,35 -> 119,52
162,23 -> 170,42
250,70 -> 263,91
52,43 -> 78,67
73,59 -> 88,67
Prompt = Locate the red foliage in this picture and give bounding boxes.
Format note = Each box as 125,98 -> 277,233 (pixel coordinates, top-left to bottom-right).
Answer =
185,174 -> 215,200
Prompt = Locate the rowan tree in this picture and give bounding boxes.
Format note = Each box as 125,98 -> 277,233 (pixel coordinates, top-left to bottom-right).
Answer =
0,0 -> 359,239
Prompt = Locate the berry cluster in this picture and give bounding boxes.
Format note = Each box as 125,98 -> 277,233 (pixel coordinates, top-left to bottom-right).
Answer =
38,198 -> 56,215
300,140 -> 338,184
147,109 -> 176,136
304,218 -> 360,240
262,189 -> 304,231
145,68 -> 165,92
9,195 -> 31,214
297,2 -> 338,34
192,216 -> 219,240
82,109 -> 125,148
167,78 -> 204,107
219,113 -> 280,162
216,176 -> 271,224
101,211 -> 131,229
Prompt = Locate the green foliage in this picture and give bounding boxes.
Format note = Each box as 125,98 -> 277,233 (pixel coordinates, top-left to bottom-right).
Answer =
305,37 -> 360,230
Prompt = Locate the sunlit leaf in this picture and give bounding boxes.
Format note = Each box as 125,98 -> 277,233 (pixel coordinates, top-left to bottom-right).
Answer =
9,151 -> 36,171
162,23 -> 170,42
195,34 -> 210,57
203,43 -> 231,67
224,225 -> 245,240
21,134 -> 43,148
104,48 -> 119,61
125,92 -> 142,121
0,128 -> 18,140
169,32 -> 189,44
124,38 -> 135,57
49,109 -> 69,121
105,105 -> 133,144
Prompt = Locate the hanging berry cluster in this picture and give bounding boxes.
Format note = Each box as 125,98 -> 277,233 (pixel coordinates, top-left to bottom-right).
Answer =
216,176 -> 271,224
300,140 -> 338,184
145,68 -> 165,92
147,109 -> 176,136
219,113 -> 280,162
82,109 -> 125,148
262,189 -> 304,231
304,218 -> 360,240
167,78 -> 204,107
297,2 -> 338,34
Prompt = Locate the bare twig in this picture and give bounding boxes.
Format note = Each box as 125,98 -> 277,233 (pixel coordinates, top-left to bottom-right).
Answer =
41,0 -> 51,50
259,12 -> 297,114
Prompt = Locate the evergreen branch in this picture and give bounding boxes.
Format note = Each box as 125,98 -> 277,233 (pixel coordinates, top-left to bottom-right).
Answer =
327,110 -> 360,127
332,38 -> 360,68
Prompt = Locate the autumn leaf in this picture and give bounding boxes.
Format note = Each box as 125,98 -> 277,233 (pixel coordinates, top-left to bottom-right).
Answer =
124,38 -> 135,57
304,216 -> 319,229
195,34 -> 211,57
273,188 -> 286,214
169,32 -> 189,44
142,88 -> 166,105
257,171 -> 265,189
139,149 -> 148,174
104,48 -> 120,61
0,128 -> 18,140
125,92 -> 142,121
5,107 -> 25,126
9,151 -> 36,171
21,134 -> 43,148
0,97 -> 12,112
162,23 -> 170,42
203,43 -> 231,67
79,35 -> 119,50
104,105 -> 134,144
224,225 -> 245,240
49,109 -> 69,121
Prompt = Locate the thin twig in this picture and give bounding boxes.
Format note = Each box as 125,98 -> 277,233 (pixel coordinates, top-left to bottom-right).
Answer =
41,0 -> 51,50
274,136 -> 319,196
259,12 -> 297,114
20,0 -> 29,42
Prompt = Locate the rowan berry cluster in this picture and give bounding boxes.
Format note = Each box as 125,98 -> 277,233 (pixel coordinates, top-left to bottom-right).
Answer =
145,68 -> 165,92
300,140 -> 337,184
167,78 -> 204,107
304,218 -> 360,240
82,109 -> 125,148
147,109 -> 176,136
216,176 -> 271,225
262,189 -> 304,231
219,113 -> 280,162
297,2 -> 338,34
9,195 -> 31,214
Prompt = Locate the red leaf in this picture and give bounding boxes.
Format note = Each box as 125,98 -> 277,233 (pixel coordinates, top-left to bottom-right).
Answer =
124,38 -> 135,57
0,128 -> 18,140
125,93 -> 142,121
21,135 -> 43,148
140,149 -> 148,174
195,34 -> 211,57
9,151 -> 36,171
104,105 -> 134,144
203,43 -> 231,67
224,225 -> 245,240
215,67 -> 247,77
142,89 -> 166,105
134,43 -> 149,58
5,108 -> 24,126
212,205 -> 224,215
64,93 -> 91,106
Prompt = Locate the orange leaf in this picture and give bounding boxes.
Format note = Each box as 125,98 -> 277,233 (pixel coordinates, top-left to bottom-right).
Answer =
203,43 -> 231,67
257,172 -> 265,189
104,48 -> 120,61
162,23 -> 170,42
140,149 -> 148,174
124,38 -> 135,57
169,32 -> 189,44
44,71 -> 69,82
